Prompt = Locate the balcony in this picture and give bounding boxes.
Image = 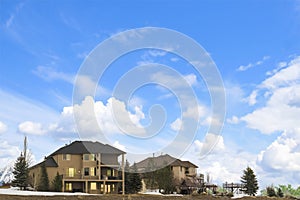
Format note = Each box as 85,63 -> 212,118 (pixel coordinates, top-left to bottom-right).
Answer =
62,174 -> 121,181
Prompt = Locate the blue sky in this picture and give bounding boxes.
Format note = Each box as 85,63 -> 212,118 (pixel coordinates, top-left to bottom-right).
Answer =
1,0 -> 300,189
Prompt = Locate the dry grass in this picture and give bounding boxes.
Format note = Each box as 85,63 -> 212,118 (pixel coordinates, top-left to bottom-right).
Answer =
0,194 -> 297,200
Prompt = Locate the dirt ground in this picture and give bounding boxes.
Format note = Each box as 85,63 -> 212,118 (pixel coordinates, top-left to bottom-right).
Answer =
0,194 -> 298,200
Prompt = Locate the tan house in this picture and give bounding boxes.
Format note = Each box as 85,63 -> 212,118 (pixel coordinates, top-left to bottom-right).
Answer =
134,154 -> 204,194
29,141 -> 125,194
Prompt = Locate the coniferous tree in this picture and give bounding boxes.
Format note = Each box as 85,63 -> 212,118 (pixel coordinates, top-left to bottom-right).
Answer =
124,160 -> 131,194
241,166 -> 259,196
267,186 -> 277,197
52,172 -> 62,192
12,154 -> 29,190
37,163 -> 49,191
277,187 -> 284,197
127,163 -> 142,194
156,165 -> 175,194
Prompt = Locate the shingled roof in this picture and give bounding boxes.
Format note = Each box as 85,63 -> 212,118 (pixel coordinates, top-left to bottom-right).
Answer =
134,154 -> 198,172
49,141 -> 125,156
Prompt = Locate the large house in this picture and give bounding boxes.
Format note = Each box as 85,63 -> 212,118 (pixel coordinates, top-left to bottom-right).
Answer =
29,141 -> 125,194
134,154 -> 204,194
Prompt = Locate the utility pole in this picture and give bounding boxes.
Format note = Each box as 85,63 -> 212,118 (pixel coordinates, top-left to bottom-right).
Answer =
24,136 -> 27,161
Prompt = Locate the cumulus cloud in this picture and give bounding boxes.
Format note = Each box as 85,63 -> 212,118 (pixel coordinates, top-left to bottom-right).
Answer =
49,96 -> 146,140
257,129 -> 300,171
170,118 -> 182,131
241,56 -> 300,185
241,57 -> 300,134
0,121 -> 8,134
18,121 -> 46,135
0,141 -> 21,163
182,134 -> 257,185
226,116 -> 240,124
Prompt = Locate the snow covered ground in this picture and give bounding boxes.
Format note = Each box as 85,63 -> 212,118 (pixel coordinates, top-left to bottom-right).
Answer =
0,188 -> 96,196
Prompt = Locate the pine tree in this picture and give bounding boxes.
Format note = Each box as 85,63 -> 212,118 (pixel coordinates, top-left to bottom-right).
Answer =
11,154 -> 29,190
52,172 -> 62,192
37,163 -> 49,191
241,166 -> 259,196
156,165 -> 175,194
127,163 -> 142,194
267,186 -> 276,197
277,187 -> 284,197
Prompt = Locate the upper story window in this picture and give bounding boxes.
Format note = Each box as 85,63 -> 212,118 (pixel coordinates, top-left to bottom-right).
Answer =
83,154 -> 90,161
83,154 -> 96,161
63,154 -> 71,161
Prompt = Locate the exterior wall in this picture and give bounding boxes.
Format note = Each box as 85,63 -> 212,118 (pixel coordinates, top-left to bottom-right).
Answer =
29,152 -> 124,194
102,154 -> 118,165
28,166 -> 58,190
172,166 -> 187,181
187,167 -> 196,176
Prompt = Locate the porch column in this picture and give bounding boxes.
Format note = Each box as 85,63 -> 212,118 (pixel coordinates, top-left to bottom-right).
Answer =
62,180 -> 64,192
98,153 -> 101,180
85,181 -> 88,193
122,153 -> 125,195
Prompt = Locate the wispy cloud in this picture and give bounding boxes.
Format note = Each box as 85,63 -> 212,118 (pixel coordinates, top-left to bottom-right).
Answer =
237,56 -> 270,71
32,66 -> 74,84
5,2 -> 24,28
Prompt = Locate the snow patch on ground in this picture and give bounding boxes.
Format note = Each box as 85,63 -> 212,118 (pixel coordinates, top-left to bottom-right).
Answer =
0,188 -> 97,196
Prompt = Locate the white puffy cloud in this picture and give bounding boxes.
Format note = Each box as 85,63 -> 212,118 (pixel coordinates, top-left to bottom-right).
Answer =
182,134 -> 257,185
170,118 -> 182,131
257,129 -> 300,171
50,96 -> 146,140
0,141 -> 21,164
247,90 -> 258,106
241,57 -> 300,134
183,74 -> 197,86
226,116 -> 240,124
0,121 -> 8,134
240,56 -> 300,186
18,121 -> 46,135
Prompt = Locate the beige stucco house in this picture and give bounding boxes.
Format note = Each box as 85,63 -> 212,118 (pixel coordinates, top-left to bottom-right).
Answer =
29,141 -> 125,194
134,154 -> 204,194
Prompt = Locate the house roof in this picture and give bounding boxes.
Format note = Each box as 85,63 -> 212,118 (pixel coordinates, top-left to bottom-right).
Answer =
134,154 -> 198,172
29,156 -> 58,169
49,141 -> 125,156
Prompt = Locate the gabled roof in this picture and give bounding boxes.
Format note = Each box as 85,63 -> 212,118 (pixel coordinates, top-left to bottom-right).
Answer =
49,141 -> 125,156
134,154 -> 198,172
29,157 -> 58,169
44,157 -> 59,167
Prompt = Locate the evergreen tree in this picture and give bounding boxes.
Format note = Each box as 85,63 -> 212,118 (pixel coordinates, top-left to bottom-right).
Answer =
124,160 -> 131,194
277,187 -> 284,197
240,166 -> 259,196
127,163 -> 142,194
37,163 -> 49,191
52,172 -> 62,192
11,154 -> 29,190
156,165 -> 175,194
267,186 -> 277,197
143,158 -> 157,190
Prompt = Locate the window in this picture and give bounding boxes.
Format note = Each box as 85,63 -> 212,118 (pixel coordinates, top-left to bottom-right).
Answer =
83,154 -> 90,161
90,167 -> 96,176
107,169 -> 111,177
100,184 -> 104,192
91,154 -> 96,161
63,154 -> 71,160
90,182 -> 97,190
180,166 -> 183,172
68,168 -> 75,177
84,167 -> 89,176
65,183 -> 72,191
